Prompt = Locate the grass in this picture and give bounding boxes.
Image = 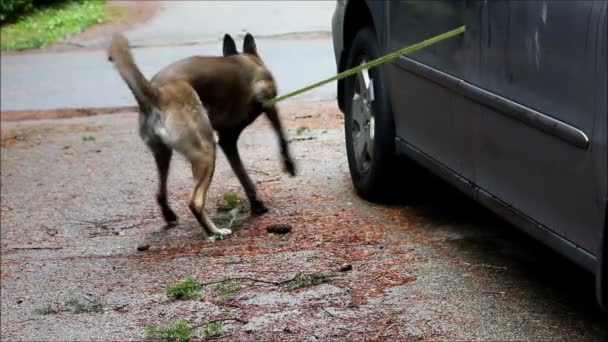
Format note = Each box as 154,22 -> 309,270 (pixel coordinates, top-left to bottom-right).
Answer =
82,135 -> 95,141
65,298 -> 103,313
296,126 -> 309,135
35,304 -> 59,315
165,276 -> 203,301
212,191 -> 247,232
1,0 -> 106,51
213,279 -> 241,297
202,322 -> 223,338
145,320 -> 191,342
285,273 -> 331,291
216,191 -> 246,212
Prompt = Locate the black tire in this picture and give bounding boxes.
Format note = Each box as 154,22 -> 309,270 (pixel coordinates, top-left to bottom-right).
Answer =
344,27 -> 396,201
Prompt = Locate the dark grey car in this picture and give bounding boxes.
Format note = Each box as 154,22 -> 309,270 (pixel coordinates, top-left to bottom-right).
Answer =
331,0 -> 607,309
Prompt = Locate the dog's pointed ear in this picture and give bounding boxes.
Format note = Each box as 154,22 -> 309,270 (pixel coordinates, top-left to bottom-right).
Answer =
223,34 -> 238,56
243,33 -> 258,56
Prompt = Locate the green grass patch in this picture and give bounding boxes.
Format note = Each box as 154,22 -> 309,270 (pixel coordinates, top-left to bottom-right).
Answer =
216,191 -> 246,212
1,0 -> 106,51
285,273 -> 331,291
213,279 -> 241,298
82,135 -> 96,141
165,276 -> 203,301
145,320 -> 191,342
202,321 -> 223,338
296,126 -> 309,135
65,298 -> 103,313
35,304 -> 59,315
212,191 -> 247,232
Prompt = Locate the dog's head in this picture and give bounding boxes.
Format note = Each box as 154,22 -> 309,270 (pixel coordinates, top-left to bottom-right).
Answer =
223,33 -> 277,105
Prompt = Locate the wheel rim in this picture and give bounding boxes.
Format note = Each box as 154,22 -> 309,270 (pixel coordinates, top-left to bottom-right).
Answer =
351,59 -> 375,174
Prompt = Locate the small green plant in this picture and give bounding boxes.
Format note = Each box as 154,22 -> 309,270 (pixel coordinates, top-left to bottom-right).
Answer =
202,321 -> 223,338
35,304 -> 59,315
145,320 -> 191,342
211,209 -> 242,232
217,191 -> 246,212
65,298 -> 103,313
214,279 -> 241,297
285,273 -> 331,291
164,276 -> 202,300
82,135 -> 96,141
296,126 -> 308,135
213,191 -> 246,231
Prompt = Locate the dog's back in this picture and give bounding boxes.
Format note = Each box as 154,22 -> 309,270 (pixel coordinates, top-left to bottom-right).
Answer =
150,52 -> 277,131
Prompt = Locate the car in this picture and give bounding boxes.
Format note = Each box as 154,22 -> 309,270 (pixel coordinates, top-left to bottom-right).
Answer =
331,0 -> 607,309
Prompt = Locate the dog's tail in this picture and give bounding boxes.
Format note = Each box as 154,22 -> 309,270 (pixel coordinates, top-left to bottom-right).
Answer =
108,34 -> 158,111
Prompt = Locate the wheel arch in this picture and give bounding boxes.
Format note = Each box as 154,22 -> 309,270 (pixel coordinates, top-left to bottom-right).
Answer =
338,0 -> 377,112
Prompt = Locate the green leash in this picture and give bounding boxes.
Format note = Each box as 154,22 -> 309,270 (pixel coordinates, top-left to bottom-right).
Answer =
263,25 -> 466,108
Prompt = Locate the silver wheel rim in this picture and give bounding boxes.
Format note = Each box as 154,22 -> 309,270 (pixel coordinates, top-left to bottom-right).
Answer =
351,60 -> 375,174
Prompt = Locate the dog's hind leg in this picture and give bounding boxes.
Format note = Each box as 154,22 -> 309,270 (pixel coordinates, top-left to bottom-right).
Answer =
218,132 -> 269,215
188,158 -> 232,236
151,143 -> 178,224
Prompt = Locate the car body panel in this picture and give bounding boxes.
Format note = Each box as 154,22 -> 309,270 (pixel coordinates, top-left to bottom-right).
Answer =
332,0 -> 607,307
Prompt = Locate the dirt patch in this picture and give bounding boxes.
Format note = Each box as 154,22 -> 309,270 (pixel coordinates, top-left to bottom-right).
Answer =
0,106 -> 137,122
0,101 -> 341,127
1,123 -> 100,148
0,1 -> 159,56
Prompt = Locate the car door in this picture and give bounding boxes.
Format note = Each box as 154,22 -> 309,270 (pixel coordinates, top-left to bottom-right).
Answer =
386,0 -> 483,184
474,0 -> 606,257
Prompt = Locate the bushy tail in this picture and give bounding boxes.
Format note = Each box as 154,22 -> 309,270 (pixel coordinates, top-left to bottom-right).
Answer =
108,34 -> 158,111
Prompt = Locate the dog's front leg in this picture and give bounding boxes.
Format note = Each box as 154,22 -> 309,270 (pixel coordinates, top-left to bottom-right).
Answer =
265,106 -> 296,176
218,132 -> 269,215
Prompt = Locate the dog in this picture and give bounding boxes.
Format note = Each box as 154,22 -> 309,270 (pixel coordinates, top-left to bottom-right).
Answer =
108,34 -> 231,236
149,33 -> 296,216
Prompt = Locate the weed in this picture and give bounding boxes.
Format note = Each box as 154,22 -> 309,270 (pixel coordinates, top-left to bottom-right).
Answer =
212,208 -> 242,232
296,126 -> 309,135
217,191 -> 246,212
1,1 -> 106,51
82,135 -> 96,141
202,321 -> 223,338
145,320 -> 191,342
285,273 -> 331,291
35,304 -> 59,315
65,298 -> 103,313
165,276 -> 202,300
213,191 -> 246,231
214,279 -> 241,297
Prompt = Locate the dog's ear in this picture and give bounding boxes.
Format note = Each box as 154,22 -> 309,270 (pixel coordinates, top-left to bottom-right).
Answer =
223,34 -> 238,56
243,33 -> 258,56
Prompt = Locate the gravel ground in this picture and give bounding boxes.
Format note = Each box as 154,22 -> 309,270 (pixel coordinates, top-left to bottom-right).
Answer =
1,101 -> 607,341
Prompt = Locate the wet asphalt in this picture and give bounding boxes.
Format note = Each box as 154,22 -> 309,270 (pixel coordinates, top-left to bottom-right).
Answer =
0,0 -> 336,111
1,106 -> 607,341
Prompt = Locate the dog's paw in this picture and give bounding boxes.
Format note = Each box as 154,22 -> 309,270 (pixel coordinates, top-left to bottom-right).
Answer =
162,209 -> 178,224
215,228 -> 232,236
251,202 -> 269,216
283,158 -> 296,177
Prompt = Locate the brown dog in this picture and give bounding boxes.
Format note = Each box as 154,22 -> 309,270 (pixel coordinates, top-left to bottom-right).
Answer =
150,33 -> 296,215
108,34 -> 231,236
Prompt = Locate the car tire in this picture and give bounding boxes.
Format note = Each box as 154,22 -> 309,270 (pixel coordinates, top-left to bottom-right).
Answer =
343,27 -> 396,201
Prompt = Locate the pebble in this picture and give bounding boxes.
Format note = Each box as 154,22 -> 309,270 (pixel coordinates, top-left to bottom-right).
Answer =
136,244 -> 150,252
339,264 -> 353,272
266,224 -> 292,234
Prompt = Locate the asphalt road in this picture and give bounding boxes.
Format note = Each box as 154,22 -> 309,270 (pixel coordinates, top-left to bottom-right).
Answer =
0,0 -> 336,111
1,104 -> 607,340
